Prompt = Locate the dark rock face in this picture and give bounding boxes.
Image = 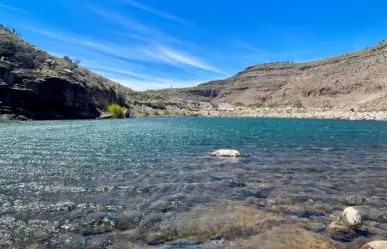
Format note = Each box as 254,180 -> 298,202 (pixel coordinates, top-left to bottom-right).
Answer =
0,69 -> 126,120
0,26 -> 132,120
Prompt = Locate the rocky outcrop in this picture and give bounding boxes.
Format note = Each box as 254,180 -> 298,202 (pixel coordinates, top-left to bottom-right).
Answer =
0,26 -> 132,120
157,40 -> 387,111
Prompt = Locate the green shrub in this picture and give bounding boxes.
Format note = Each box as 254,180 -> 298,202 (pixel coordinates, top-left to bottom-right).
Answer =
63,56 -> 79,69
153,95 -> 165,101
105,104 -> 125,118
247,103 -> 262,109
134,93 -> 150,101
151,101 -> 166,110
63,56 -> 73,64
235,102 -> 245,107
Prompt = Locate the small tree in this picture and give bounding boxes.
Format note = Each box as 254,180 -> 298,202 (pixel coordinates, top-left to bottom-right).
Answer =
105,104 -> 125,118
63,56 -> 73,64
10,28 -> 20,37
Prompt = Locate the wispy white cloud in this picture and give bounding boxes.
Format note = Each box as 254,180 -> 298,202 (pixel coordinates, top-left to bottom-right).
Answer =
105,30 -> 151,43
88,6 -> 180,44
0,3 -> 28,14
80,7 -> 224,73
19,24 -> 175,65
49,47 -> 207,90
84,59 -> 211,90
159,47 -> 227,75
4,6 -> 226,90
231,39 -> 309,64
115,0 -> 189,25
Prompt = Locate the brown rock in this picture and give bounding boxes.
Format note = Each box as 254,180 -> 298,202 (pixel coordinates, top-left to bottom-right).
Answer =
328,221 -> 352,234
360,241 -> 387,249
153,201 -> 284,243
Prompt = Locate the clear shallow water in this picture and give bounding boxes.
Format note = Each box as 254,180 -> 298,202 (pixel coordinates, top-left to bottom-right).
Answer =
1,117 -> 387,248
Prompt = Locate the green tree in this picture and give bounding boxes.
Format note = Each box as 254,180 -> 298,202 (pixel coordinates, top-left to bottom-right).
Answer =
63,56 -> 73,64
105,104 -> 125,118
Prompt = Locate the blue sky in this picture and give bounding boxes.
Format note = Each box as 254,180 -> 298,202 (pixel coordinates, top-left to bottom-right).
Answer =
1,0 -> 387,90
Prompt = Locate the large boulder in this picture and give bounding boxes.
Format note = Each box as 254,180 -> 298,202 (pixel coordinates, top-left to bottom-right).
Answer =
209,149 -> 248,157
226,224 -> 345,249
360,241 -> 387,249
139,201 -> 284,245
339,207 -> 362,229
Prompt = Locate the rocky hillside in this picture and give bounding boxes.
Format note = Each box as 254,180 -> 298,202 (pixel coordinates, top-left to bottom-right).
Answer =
157,40 -> 387,111
0,25 -> 132,120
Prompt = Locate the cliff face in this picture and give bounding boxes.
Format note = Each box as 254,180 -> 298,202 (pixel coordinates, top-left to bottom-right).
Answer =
164,40 -> 387,110
0,26 -> 132,120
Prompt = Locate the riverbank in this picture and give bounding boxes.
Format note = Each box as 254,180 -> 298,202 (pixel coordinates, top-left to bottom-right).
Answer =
138,100 -> 387,121
3,106 -> 387,121
169,107 -> 387,121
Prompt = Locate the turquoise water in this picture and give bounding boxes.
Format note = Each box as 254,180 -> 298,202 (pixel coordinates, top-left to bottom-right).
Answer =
1,117 -> 387,248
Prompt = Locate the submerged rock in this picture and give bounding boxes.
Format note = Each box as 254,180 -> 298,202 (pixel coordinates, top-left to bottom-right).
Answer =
61,212 -> 134,236
328,221 -> 352,234
360,241 -> 387,249
328,206 -> 363,240
209,149 -> 249,157
339,207 -> 362,229
343,196 -> 366,206
142,201 -> 284,245
226,224 -> 345,249
150,200 -> 169,212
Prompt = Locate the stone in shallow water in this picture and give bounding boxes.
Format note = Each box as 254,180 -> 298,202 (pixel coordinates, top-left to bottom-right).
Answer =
61,212 -> 134,236
150,200 -> 169,212
328,221 -> 352,234
226,224 -> 346,249
139,201 -> 284,245
108,241 -> 150,249
300,221 -> 326,233
343,196 -> 366,206
360,241 -> 387,249
339,207 -> 362,230
209,149 -> 243,157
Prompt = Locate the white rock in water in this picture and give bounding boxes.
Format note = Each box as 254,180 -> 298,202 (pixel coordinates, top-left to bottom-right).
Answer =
360,241 -> 387,249
339,207 -> 362,229
209,149 -> 242,157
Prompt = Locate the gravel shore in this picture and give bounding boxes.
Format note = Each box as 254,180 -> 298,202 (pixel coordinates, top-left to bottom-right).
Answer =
191,108 -> 387,121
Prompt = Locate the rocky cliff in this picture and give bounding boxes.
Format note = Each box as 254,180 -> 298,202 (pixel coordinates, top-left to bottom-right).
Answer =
160,40 -> 387,111
0,25 -> 132,120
